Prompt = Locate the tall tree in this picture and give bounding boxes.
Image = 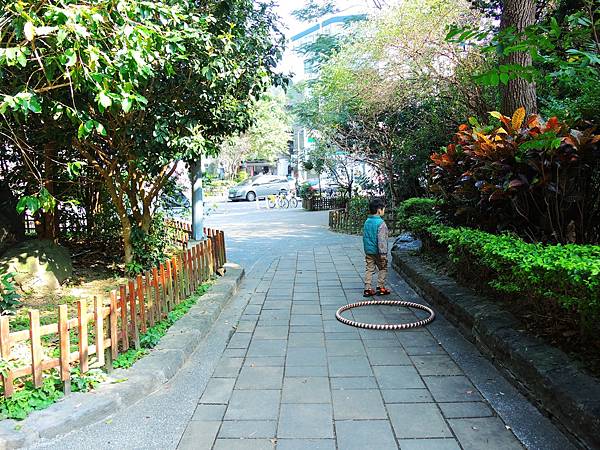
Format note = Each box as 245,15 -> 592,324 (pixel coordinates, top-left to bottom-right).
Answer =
500,0 -> 538,114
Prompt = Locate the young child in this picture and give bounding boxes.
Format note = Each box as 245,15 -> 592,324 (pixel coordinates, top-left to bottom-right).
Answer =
363,198 -> 391,297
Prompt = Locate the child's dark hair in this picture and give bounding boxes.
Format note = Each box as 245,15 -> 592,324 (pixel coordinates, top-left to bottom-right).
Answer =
369,198 -> 386,214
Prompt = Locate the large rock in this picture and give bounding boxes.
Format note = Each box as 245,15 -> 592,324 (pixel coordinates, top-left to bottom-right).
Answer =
0,240 -> 72,291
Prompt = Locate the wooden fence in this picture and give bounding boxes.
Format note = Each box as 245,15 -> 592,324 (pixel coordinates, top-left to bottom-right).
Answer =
329,209 -> 401,236
302,196 -> 348,211
0,227 -> 226,398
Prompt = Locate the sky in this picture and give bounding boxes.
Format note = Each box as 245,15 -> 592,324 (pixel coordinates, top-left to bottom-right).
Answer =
273,0 -> 370,78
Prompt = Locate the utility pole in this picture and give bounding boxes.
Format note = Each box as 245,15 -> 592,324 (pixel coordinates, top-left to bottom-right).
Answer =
190,159 -> 204,241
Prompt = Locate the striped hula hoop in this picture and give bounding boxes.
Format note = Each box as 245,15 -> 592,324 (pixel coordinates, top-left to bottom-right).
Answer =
335,300 -> 435,330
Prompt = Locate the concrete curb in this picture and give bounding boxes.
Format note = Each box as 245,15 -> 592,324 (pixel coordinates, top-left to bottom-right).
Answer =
392,249 -> 600,450
0,264 -> 244,449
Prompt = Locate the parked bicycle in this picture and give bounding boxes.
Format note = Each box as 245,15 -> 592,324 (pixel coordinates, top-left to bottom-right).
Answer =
267,191 -> 298,209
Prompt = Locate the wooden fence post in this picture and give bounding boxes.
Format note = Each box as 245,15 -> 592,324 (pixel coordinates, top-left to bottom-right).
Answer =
138,274 -> 147,333
29,310 -> 43,387
128,280 -> 140,350
166,259 -> 173,311
78,300 -> 89,373
109,291 -> 119,361
160,263 -> 167,318
207,238 -> 214,276
94,297 -> 105,366
153,267 -> 161,322
145,271 -> 154,327
171,257 -> 180,305
58,305 -> 71,393
0,316 -> 14,397
119,285 -> 129,351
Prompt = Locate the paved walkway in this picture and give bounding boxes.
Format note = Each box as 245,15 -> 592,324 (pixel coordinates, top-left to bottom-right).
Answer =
175,244 -> 548,450
31,207 -> 573,450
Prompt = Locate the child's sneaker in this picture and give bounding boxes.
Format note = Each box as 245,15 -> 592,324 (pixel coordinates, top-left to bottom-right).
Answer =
377,287 -> 391,296
363,288 -> 376,297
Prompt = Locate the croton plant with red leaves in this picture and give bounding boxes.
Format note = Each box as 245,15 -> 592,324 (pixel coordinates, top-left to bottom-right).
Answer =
429,108 -> 600,244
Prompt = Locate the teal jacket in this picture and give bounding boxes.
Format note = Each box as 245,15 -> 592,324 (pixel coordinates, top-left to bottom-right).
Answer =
363,215 -> 389,255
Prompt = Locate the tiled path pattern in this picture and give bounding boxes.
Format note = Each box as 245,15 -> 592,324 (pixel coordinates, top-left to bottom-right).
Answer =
177,246 -> 523,450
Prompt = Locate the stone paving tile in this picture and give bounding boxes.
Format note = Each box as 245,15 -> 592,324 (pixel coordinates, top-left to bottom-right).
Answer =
291,304 -> 321,315
285,365 -> 329,377
278,403 -> 334,438
276,439 -> 336,450
282,377 -> 331,403
404,344 -> 447,356
411,355 -> 463,376
387,403 -> 453,439
290,325 -> 323,333
236,321 -> 257,332
288,332 -> 325,348
247,339 -> 287,357
325,339 -> 366,356
191,404 -> 226,421
224,390 -> 281,420
177,421 -> 220,449
223,348 -> 247,358
199,378 -> 236,404
439,402 -> 493,419
328,356 -> 373,377
243,356 -> 285,367
448,417 -> 523,450
227,332 -> 252,349
290,314 -> 322,326
244,304 -> 262,315
330,376 -> 378,390
235,366 -> 283,390
324,331 -> 360,340
218,420 -> 276,438
332,389 -> 387,419
381,388 -> 434,404
212,357 -> 244,378
423,376 -> 484,403
372,365 -> 425,389
335,420 -> 398,450
366,346 -> 411,365
286,347 -> 328,366
397,438 -> 461,450
253,326 -> 289,340
212,438 -> 275,450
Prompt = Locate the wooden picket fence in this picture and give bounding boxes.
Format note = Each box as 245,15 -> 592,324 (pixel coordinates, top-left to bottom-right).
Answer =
164,218 -> 193,247
302,196 -> 348,211
329,209 -> 401,236
0,228 -> 226,398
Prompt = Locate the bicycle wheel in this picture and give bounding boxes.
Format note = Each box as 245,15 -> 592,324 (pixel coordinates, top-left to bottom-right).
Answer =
278,198 -> 289,209
267,197 -> 276,208
289,197 -> 298,208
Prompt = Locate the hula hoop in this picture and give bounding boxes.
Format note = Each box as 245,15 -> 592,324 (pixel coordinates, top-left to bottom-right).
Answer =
335,300 -> 435,330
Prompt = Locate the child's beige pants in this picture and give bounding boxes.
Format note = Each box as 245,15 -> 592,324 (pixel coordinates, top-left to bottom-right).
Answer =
365,254 -> 388,289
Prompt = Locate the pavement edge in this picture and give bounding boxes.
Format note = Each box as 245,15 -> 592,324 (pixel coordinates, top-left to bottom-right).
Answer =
0,263 -> 245,450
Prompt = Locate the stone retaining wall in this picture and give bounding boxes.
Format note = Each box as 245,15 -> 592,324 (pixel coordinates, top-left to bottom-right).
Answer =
392,249 -> 600,450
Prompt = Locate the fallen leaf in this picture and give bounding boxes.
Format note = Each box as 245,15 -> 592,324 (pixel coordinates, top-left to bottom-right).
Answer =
105,419 -> 113,425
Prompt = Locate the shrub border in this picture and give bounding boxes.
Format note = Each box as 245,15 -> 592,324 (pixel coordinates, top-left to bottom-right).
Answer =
0,263 -> 244,449
392,248 -> 600,450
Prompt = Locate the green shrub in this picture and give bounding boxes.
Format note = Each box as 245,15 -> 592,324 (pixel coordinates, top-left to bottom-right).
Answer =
348,196 -> 369,218
0,273 -> 20,314
396,198 -> 440,235
421,224 -> 600,330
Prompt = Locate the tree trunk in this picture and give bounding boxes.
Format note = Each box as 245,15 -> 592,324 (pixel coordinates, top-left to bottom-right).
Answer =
122,220 -> 133,265
40,142 -> 58,242
500,0 -> 537,115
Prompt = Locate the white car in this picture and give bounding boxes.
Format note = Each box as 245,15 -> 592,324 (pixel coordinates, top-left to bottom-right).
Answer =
228,175 -> 293,202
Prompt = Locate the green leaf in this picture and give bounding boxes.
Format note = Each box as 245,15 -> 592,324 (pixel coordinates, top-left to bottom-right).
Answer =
16,196 -> 41,214
499,73 -> 509,85
122,97 -> 133,113
98,92 -> 112,109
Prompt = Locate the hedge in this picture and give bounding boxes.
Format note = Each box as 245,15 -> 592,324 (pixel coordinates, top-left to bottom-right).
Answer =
397,198 -> 600,327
